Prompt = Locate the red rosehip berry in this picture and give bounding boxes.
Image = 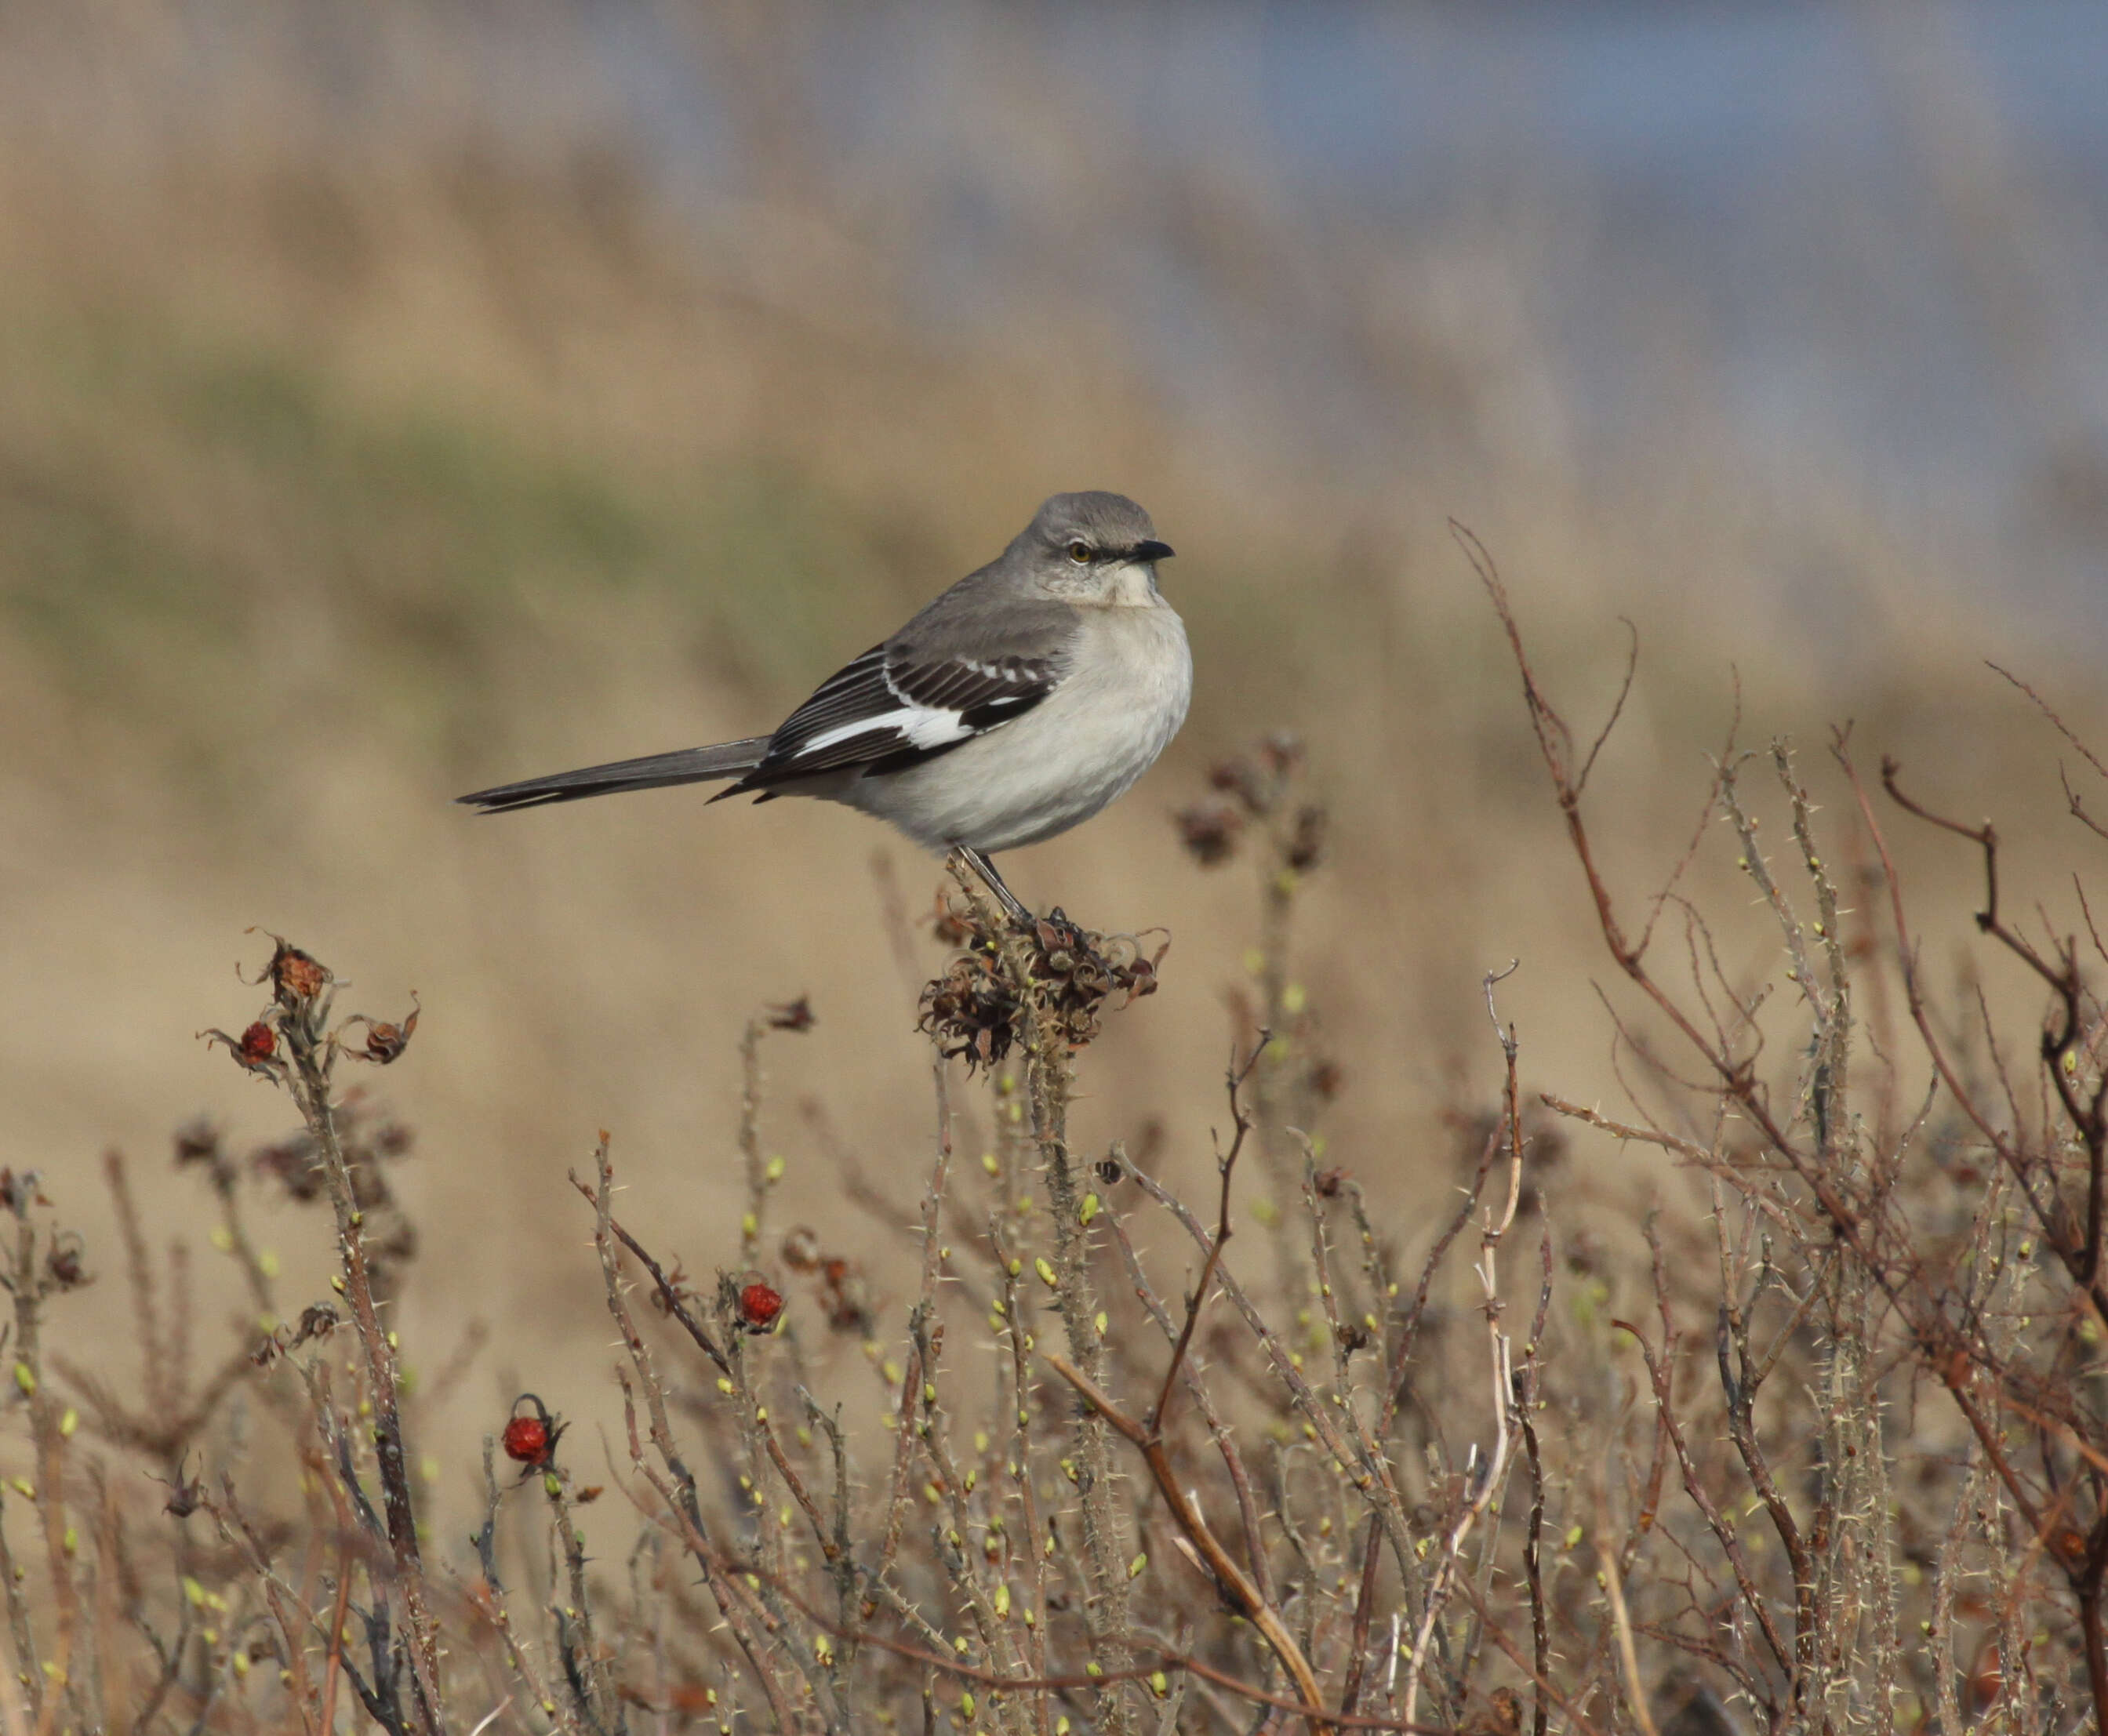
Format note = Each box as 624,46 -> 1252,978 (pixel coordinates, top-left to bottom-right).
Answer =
737,1280 -> 783,1332
238,1022 -> 277,1064
502,1415 -> 547,1464
501,1394 -> 563,1469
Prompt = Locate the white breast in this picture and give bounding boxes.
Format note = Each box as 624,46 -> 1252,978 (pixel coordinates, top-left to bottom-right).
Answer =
842,601 -> 1192,853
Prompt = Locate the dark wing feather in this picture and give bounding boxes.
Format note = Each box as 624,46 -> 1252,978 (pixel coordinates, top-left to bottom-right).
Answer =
761,645 -> 889,744
728,645 -> 1062,793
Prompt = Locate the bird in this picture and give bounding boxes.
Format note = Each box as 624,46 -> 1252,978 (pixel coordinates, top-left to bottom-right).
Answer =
459,492 -> 1190,922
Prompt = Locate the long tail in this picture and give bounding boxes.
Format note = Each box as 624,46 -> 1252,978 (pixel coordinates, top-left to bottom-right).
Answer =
458,736 -> 772,813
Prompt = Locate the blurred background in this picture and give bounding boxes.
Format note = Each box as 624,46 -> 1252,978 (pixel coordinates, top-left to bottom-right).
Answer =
6,0 -> 2108,1522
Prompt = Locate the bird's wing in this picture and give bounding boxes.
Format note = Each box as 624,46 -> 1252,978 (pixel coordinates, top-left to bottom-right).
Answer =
729,619 -> 1072,792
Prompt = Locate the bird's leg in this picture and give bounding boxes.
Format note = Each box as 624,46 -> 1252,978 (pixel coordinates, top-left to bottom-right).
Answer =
955,845 -> 1034,928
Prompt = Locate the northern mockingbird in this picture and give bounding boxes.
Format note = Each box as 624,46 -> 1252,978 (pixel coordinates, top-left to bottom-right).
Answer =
460,492 -> 1189,920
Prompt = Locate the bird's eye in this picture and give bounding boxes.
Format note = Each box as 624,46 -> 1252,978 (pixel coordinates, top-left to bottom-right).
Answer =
1065,540 -> 1092,565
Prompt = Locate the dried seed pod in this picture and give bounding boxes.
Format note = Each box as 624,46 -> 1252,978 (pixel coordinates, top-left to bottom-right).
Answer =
1286,803 -> 1327,871
1173,801 -> 1244,865
918,950 -> 1023,1069
159,1458 -> 204,1519
920,901 -> 1166,1066
45,1233 -> 91,1290
248,935 -> 331,1011
767,997 -> 816,1032
780,1226 -> 822,1272
343,995 -> 420,1065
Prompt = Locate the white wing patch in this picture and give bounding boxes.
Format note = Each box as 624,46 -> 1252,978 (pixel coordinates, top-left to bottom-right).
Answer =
803,706 -> 973,755
733,641 -> 1065,791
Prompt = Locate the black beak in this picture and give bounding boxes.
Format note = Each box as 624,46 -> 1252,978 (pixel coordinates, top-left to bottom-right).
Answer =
1133,538 -> 1175,562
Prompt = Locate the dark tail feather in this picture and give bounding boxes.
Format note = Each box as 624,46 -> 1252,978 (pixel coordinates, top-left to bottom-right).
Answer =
458,737 -> 772,814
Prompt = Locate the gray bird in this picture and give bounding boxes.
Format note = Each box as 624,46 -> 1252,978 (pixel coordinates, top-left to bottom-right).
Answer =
459,492 -> 1189,920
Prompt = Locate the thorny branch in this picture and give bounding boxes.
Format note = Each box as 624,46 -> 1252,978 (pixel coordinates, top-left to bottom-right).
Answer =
1401,962 -> 1530,1732
35,612 -> 2108,1736
1475,533 -> 2108,1734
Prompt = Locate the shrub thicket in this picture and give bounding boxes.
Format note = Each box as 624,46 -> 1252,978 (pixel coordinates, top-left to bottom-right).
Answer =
14,564 -> 2108,1736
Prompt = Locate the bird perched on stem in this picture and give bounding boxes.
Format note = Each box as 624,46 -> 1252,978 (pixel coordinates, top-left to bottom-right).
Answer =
460,492 -> 1189,922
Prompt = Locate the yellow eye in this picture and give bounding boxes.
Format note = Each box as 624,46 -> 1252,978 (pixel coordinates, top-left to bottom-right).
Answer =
1066,540 -> 1092,565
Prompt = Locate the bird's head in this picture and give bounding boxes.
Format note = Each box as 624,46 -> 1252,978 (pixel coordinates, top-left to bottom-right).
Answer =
1013,492 -> 1175,605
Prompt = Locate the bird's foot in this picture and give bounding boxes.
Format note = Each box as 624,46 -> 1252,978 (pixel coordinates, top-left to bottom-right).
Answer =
951,845 -> 1035,929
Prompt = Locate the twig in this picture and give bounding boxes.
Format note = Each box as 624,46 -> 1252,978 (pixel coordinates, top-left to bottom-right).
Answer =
1400,964 -> 1527,1733
1597,1524 -> 1662,1736
579,1139 -> 802,1730
273,964 -> 442,1726
1147,1035 -> 1265,1438
1038,1349 -> 1333,1734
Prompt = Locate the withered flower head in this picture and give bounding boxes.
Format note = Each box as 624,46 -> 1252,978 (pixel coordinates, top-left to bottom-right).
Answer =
271,942 -> 328,1008
820,1256 -> 874,1335
1204,733 -> 1307,823
160,1458 -> 204,1520
1286,804 -> 1327,872
1259,732 -> 1304,779
918,950 -> 1023,1070
1173,801 -> 1244,866
245,934 -> 332,1012
0,1169 -> 46,1217
253,1299 -> 343,1366
1461,1687 -> 1523,1736
370,1117 -> 415,1159
343,996 -> 420,1066
766,997 -> 816,1033
919,904 -> 1167,1068
780,1226 -> 822,1273
929,890 -> 974,948
290,1302 -> 340,1348
1024,909 -> 1167,1051
780,1235 -> 869,1331
45,1232 -> 91,1291
1208,755 -> 1271,815
198,1020 -> 287,1080
173,1118 -> 223,1167
642,1255 -> 696,1317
